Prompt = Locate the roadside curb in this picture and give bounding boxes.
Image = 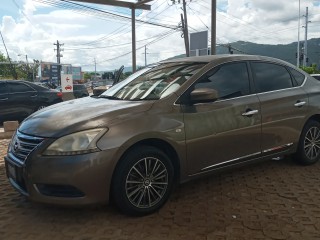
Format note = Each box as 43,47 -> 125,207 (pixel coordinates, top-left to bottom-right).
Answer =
0,121 -> 19,139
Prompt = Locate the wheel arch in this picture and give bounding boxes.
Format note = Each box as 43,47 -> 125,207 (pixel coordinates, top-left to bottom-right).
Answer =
307,114 -> 320,123
110,138 -> 181,195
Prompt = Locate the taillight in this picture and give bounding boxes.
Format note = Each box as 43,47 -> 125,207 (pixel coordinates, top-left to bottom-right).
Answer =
57,92 -> 63,98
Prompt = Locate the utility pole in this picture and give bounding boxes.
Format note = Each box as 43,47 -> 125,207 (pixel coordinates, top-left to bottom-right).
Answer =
172,0 -> 190,57
180,14 -> 189,57
303,7 -> 310,67
94,58 -> 97,82
54,40 -> 64,85
182,0 -> 190,57
297,0 -> 301,67
144,45 -> 147,66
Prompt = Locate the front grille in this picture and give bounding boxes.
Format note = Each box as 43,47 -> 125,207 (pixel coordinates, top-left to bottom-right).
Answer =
9,131 -> 44,164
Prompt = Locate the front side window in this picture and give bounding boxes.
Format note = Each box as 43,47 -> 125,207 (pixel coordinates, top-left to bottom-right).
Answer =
193,62 -> 250,100
251,62 -> 293,93
101,63 -> 205,100
8,82 -> 34,93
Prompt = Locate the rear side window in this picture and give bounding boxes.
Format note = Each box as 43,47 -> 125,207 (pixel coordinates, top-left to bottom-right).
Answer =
251,62 -> 293,93
288,68 -> 305,86
74,85 -> 85,90
8,82 -> 34,93
194,62 -> 250,100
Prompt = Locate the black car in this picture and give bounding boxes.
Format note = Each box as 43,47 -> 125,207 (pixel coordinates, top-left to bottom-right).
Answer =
73,84 -> 89,98
0,80 -> 63,122
57,84 -> 89,98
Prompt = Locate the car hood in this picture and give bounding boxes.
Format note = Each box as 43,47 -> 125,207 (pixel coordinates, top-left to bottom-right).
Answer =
19,96 -> 153,138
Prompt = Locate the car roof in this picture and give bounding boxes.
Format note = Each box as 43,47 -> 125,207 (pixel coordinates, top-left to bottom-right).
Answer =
161,54 -> 295,67
0,80 -> 50,91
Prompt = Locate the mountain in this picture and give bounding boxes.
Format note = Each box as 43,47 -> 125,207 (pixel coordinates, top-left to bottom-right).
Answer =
168,38 -> 320,67
219,38 -> 320,67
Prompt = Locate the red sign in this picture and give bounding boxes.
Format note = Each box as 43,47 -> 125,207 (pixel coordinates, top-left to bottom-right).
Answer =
65,85 -> 72,90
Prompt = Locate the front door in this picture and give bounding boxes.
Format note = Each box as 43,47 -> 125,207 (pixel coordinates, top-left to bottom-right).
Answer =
182,62 -> 262,175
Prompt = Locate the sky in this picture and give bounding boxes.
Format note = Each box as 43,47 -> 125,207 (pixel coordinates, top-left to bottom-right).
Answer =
0,0 -> 320,71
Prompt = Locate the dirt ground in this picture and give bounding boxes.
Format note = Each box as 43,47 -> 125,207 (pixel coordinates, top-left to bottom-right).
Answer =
1,139 -> 320,240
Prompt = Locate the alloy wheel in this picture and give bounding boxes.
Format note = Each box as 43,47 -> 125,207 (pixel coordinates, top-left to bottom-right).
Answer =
304,126 -> 320,160
125,157 -> 168,209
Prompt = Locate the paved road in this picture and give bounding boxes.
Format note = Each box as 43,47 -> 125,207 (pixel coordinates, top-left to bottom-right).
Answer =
1,139 -> 320,240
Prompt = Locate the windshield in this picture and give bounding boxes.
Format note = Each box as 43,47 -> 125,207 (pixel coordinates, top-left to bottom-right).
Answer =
101,63 -> 205,101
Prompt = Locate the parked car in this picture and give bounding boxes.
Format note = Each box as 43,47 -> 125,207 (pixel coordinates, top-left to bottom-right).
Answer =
5,55 -> 320,216
0,80 -> 63,122
92,85 -> 112,96
73,84 -> 89,98
56,84 -> 89,98
310,74 -> 320,81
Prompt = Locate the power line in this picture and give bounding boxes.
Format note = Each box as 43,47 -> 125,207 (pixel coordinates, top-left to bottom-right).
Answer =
68,1 -> 174,47
64,30 -> 180,50
81,29 -> 178,66
0,30 -> 18,79
34,0 -> 178,29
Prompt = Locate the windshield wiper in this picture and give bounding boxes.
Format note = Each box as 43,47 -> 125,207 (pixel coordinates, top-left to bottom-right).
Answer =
98,95 -> 122,100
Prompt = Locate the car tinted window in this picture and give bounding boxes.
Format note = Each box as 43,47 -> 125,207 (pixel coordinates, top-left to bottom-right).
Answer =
8,82 -> 34,93
251,62 -> 293,93
194,62 -> 250,100
73,85 -> 86,90
0,82 -> 8,94
288,68 -> 305,86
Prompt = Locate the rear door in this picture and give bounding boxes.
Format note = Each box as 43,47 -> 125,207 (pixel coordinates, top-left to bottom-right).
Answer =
0,81 -> 9,121
250,61 -> 308,155
7,81 -> 38,120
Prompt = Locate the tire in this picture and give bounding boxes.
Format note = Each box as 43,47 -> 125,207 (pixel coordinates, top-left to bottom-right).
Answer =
112,145 -> 174,216
294,120 -> 320,165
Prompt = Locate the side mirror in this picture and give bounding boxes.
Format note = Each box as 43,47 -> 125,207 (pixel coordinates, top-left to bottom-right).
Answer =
190,88 -> 218,103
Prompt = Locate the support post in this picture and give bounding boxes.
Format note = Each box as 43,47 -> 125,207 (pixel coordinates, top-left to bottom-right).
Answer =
182,0 -> 190,57
132,8 -> 136,72
211,0 -> 216,55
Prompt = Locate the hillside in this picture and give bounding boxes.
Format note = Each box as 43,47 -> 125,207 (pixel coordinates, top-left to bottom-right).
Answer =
168,38 -> 320,67
219,38 -> 320,67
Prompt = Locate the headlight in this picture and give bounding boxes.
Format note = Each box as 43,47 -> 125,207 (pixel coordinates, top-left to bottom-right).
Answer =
43,128 -> 107,156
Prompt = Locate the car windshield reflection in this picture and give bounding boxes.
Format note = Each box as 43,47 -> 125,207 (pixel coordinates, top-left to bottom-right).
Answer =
101,63 -> 205,101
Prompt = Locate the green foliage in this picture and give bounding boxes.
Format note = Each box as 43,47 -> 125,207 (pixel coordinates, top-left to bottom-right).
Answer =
0,52 -> 40,80
83,72 -> 91,81
0,52 -> 13,79
300,64 -> 320,74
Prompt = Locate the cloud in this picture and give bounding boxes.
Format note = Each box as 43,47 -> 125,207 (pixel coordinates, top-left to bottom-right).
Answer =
0,0 -> 319,71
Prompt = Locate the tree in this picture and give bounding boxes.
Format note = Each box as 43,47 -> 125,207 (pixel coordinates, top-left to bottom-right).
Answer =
0,52 -> 14,79
84,72 -> 91,81
300,64 -> 320,74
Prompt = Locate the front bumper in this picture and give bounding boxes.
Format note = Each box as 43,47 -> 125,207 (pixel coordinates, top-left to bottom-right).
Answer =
4,144 -> 118,206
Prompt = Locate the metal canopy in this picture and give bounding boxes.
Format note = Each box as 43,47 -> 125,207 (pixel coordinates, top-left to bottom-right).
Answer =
73,0 -> 151,10
72,0 -> 152,72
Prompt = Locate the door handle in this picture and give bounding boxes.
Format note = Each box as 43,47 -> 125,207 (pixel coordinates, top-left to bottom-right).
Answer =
0,98 -> 8,101
294,101 -> 306,107
30,95 -> 38,98
242,109 -> 259,116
